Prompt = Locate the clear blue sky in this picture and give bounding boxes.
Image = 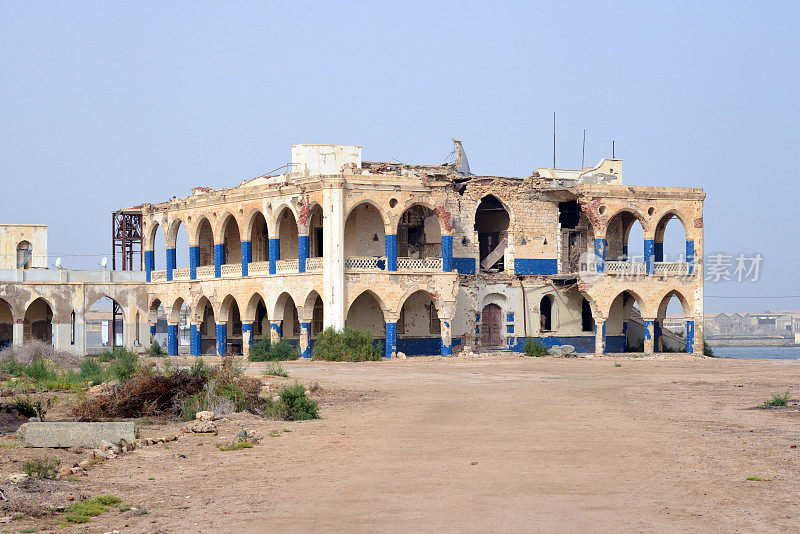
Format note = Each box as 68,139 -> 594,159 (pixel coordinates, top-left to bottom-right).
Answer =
1,2 -> 797,313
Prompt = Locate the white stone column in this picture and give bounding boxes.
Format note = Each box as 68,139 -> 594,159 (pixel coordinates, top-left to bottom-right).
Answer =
322,181 -> 345,330
12,322 -> 23,346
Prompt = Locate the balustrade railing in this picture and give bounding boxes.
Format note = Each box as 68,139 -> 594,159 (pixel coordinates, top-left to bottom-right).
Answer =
397,257 -> 443,270
221,263 -> 242,277
653,262 -> 691,276
172,267 -> 190,280
344,257 -> 384,270
276,259 -> 299,274
305,257 -> 323,271
196,265 -> 214,279
151,270 -> 166,281
605,261 -> 646,275
249,261 -> 270,274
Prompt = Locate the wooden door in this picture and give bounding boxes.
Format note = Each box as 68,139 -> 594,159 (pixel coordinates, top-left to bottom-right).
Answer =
481,304 -> 502,346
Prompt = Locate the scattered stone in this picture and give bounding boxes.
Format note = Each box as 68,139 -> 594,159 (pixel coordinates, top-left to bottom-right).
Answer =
59,466 -> 73,477
18,422 -> 135,448
548,346 -> 564,356
28,416 -> 41,423
195,411 -> 215,422
79,459 -> 92,469
561,345 -> 576,355
91,448 -> 108,460
396,351 -> 406,359
182,421 -> 218,434
8,473 -> 29,484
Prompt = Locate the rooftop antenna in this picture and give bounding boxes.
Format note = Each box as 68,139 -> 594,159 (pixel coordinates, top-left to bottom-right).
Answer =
612,140 -> 615,159
581,129 -> 586,169
553,111 -> 556,168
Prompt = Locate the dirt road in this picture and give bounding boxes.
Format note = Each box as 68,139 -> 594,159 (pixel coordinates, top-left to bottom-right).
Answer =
72,356 -> 800,533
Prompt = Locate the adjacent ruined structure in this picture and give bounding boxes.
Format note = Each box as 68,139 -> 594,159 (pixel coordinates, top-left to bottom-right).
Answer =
0,142 -> 705,357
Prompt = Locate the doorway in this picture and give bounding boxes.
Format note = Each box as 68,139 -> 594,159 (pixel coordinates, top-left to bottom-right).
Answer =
481,304 -> 502,346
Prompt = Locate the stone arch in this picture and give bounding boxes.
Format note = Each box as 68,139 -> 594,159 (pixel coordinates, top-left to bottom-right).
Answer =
605,209 -> 647,261
654,210 -> 688,262
395,202 -> 442,261
274,205 -> 299,260
397,290 -> 440,354
192,217 -> 215,267
23,297 -> 54,344
540,293 -> 556,332
244,292 -> 269,343
298,201 -> 323,234
273,292 -> 300,339
0,297 -> 14,348
606,289 -> 649,319
145,219 -> 165,251
168,296 -> 189,324
480,293 -> 507,347
302,290 -> 324,336
656,288 -> 692,319
345,290 -> 386,338
344,201 -> 387,259
16,240 -> 32,269
475,194 -> 511,272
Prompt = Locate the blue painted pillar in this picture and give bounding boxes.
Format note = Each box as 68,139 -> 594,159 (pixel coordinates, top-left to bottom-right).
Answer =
144,250 -> 154,282
385,321 -> 397,359
166,248 -> 176,281
149,324 -> 156,338
214,244 -> 224,278
594,238 -> 606,273
190,324 -> 200,357
654,319 -> 662,352
299,322 -> 311,358
216,322 -> 227,356
269,238 -> 280,275
654,242 -> 664,263
441,235 -> 453,272
386,234 -> 397,271
644,239 -> 654,274
241,240 -> 251,277
189,246 -> 199,280
643,319 -> 654,353
686,240 -> 695,275
167,323 -> 178,356
298,235 -> 309,273
686,320 -> 695,354
440,319 -> 452,357
270,321 -> 282,341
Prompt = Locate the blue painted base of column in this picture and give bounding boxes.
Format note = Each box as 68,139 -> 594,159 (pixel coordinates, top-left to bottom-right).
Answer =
385,321 -> 397,359
298,235 -> 309,273
214,244 -> 224,278
167,324 -> 178,356
190,325 -> 200,357
386,234 -> 397,271
149,324 -> 156,338
686,240 -> 695,274
300,322 -> 311,358
269,239 -> 280,275
270,321 -> 282,338
441,235 -> 452,272
654,320 -> 662,352
166,248 -> 176,281
644,239 -> 654,274
594,238 -> 606,273
144,250 -> 155,282
686,320 -> 695,353
189,246 -> 199,279
622,321 -> 628,351
441,339 -> 452,357
241,240 -> 251,276
216,323 -> 227,356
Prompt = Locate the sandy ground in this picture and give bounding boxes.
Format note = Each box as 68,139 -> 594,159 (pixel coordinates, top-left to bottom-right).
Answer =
6,355 -> 800,533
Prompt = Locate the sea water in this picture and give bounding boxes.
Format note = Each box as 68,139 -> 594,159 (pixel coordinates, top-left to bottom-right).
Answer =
712,346 -> 800,360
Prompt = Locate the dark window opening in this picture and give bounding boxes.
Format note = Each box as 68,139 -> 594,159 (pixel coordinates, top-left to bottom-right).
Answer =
475,195 -> 510,272
558,201 -> 580,229
398,205 -> 437,259
581,298 -> 594,332
540,296 -> 553,332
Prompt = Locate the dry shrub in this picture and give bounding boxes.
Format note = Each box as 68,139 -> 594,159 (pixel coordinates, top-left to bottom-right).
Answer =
0,341 -> 81,368
72,370 -> 205,421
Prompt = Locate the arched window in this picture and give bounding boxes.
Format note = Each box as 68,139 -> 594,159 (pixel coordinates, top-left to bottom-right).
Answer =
16,241 -> 32,269
540,295 -> 554,332
581,298 -> 594,332
475,196 -> 510,272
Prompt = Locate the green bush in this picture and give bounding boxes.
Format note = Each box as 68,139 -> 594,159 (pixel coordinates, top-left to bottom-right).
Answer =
188,357 -> 212,379
762,390 -> 790,407
703,341 -> 715,357
248,339 -> 299,361
107,349 -> 140,382
22,456 -> 60,479
15,395 -> 54,420
60,495 -> 121,526
262,362 -> 288,377
523,338 -> 548,357
266,382 -> 319,421
147,339 -> 166,358
312,327 -> 382,362
79,359 -> 105,385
